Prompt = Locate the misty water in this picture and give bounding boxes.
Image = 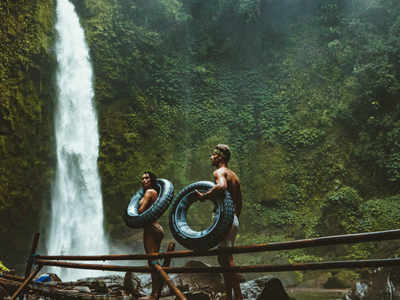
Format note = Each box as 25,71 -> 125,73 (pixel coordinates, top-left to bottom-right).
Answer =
46,0 -> 109,281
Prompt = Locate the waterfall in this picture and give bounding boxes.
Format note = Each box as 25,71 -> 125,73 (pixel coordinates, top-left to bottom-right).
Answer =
46,0 -> 109,281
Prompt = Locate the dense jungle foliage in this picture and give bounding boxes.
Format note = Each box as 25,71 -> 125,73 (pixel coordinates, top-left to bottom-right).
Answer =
1,0 -> 400,281
0,0 -> 55,269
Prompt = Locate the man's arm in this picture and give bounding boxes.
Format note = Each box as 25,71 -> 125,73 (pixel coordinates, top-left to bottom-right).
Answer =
138,189 -> 157,213
195,169 -> 227,200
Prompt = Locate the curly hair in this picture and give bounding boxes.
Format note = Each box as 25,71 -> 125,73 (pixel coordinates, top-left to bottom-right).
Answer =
143,171 -> 158,191
215,144 -> 231,163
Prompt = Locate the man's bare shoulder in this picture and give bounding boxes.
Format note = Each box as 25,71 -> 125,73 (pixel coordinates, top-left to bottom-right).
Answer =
226,168 -> 240,184
214,166 -> 229,175
144,188 -> 158,198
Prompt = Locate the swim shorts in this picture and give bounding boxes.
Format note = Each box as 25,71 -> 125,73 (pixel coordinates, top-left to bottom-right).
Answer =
218,214 -> 239,248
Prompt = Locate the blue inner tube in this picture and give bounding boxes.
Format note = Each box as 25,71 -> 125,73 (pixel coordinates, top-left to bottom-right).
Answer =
169,181 -> 234,250
123,178 -> 174,228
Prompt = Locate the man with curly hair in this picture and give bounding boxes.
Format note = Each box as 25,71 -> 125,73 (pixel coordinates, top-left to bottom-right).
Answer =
138,171 -> 164,300
195,144 -> 243,300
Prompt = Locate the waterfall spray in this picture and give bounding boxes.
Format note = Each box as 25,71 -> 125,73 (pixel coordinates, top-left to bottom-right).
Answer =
47,0 -> 109,281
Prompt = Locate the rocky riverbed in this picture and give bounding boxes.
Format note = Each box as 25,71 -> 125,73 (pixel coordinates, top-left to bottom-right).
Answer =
4,263 -> 399,300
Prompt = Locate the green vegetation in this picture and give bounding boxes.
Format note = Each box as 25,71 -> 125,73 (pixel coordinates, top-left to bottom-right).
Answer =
1,0 -> 400,280
0,260 -> 9,272
0,0 -> 56,268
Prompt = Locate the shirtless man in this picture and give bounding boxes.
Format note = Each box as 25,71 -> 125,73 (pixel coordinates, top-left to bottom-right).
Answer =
138,171 -> 164,300
195,144 -> 243,300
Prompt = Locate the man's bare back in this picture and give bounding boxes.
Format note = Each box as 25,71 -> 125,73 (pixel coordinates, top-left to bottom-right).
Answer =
213,166 -> 242,217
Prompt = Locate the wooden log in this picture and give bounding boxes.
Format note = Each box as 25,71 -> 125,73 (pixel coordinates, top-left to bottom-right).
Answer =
10,265 -> 42,300
36,229 -> 400,261
37,257 -> 400,274
0,277 -> 121,300
0,272 -> 25,282
162,242 -> 175,267
25,232 -> 40,278
154,264 -> 186,300
157,242 -> 175,295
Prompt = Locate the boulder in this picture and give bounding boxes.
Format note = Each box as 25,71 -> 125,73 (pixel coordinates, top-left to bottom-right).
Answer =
183,291 -> 212,300
241,276 -> 294,300
256,278 -> 295,300
123,271 -> 143,297
345,268 -> 400,300
172,260 -> 224,294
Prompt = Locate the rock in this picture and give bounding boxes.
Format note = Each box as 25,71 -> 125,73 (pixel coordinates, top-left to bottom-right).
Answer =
345,267 -> 400,300
183,291 -> 211,300
92,279 -> 108,293
178,260 -> 224,292
256,277 -> 295,300
123,271 -> 143,297
74,285 -> 91,293
241,276 -> 294,300
241,276 -> 274,299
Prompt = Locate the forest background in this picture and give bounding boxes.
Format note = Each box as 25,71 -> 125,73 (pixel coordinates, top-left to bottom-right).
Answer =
1,0 -> 400,286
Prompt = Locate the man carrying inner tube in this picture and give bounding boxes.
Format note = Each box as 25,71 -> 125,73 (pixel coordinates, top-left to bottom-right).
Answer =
195,144 -> 243,300
138,171 -> 164,300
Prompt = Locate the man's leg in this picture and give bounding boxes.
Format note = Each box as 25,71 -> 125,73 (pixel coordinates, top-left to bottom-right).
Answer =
227,255 -> 243,300
142,226 -> 164,300
218,215 -> 243,300
218,254 -> 233,300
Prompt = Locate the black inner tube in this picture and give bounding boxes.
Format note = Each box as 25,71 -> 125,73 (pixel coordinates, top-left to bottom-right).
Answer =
124,178 -> 174,229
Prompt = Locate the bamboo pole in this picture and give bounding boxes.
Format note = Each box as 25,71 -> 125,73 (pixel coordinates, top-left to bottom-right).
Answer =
25,232 -> 40,278
36,259 -> 152,273
10,265 -> 42,300
157,242 -> 175,296
154,264 -> 186,300
161,242 -> 175,268
0,273 -> 25,282
36,257 -> 400,274
37,229 -> 400,261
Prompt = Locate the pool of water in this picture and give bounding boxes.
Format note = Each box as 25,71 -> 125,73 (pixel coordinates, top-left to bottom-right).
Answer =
289,289 -> 348,300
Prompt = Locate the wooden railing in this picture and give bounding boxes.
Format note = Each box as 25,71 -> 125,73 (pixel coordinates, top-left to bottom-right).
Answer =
9,229 -> 400,300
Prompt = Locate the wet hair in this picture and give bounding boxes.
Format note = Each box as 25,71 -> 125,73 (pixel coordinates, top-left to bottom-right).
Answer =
143,171 -> 158,191
215,144 -> 231,163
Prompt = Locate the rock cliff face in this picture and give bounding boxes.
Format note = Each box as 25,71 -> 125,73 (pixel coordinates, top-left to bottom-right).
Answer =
0,0 -> 55,269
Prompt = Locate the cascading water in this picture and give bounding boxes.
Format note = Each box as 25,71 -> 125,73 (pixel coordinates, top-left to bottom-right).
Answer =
46,0 -> 109,281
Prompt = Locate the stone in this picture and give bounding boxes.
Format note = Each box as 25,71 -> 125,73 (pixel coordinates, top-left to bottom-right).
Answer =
256,277 -> 295,300
240,276 -> 294,300
345,268 -> 400,300
178,260 -> 224,293
241,276 -> 275,299
123,271 -> 143,297
183,291 -> 211,300
73,285 -> 91,293
92,279 -> 108,293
